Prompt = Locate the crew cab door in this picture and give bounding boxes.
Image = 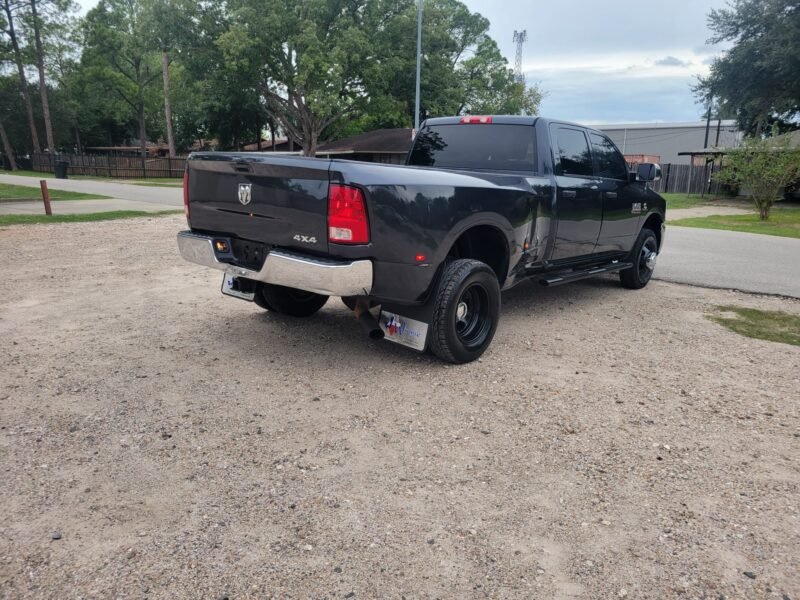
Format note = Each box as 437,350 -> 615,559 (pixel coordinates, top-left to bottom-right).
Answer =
589,132 -> 641,253
550,125 -> 602,260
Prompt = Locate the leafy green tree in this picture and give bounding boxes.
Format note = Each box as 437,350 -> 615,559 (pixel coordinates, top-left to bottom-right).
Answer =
23,0 -> 78,151
219,0 -> 386,156
697,0 -> 800,134
1,0 -> 41,152
140,0 -> 194,157
0,75 -> 20,167
357,0 -> 541,133
715,134 -> 800,219
175,0 -> 265,150
82,0 -> 162,155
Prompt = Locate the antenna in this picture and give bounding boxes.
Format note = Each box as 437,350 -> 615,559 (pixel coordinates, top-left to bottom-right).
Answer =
512,30 -> 527,85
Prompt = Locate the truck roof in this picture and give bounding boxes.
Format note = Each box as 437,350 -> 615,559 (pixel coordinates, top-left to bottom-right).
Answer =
422,115 -> 603,134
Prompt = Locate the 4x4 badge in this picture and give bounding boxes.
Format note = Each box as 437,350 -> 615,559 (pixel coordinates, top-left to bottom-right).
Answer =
238,183 -> 252,206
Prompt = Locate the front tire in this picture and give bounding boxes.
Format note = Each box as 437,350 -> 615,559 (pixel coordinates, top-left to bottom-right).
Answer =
620,228 -> 658,289
429,259 -> 500,364
257,284 -> 328,317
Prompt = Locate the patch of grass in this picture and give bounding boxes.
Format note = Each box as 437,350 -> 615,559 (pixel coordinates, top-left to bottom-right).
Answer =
0,169 -> 53,178
709,305 -> 800,346
1,170 -> 183,184
661,193 -> 711,209
129,181 -> 182,187
0,210 -> 181,226
670,208 -> 800,239
0,169 -> 97,180
126,177 -> 182,184
0,183 -> 110,201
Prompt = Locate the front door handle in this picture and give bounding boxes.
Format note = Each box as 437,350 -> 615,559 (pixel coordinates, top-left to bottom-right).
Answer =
605,192 -> 618,199
562,190 -> 577,198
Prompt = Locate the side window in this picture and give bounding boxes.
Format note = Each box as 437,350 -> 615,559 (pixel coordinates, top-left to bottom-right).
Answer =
554,127 -> 593,177
589,133 -> 629,180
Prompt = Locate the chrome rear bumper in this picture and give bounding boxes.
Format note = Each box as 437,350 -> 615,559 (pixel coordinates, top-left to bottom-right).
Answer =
177,231 -> 373,297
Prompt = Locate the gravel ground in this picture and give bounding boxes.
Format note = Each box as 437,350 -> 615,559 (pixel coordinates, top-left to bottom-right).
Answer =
1,215 -> 798,600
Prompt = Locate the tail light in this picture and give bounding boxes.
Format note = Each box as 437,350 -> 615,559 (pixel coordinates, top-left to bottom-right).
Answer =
183,168 -> 190,223
328,184 -> 369,244
460,115 -> 492,124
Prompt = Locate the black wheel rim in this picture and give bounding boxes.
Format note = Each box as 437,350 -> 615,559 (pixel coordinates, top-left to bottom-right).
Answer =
454,283 -> 493,350
638,237 -> 657,283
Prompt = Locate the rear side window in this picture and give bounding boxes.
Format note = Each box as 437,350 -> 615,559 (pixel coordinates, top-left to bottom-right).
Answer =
589,133 -> 629,180
553,127 -> 593,177
408,124 -> 536,171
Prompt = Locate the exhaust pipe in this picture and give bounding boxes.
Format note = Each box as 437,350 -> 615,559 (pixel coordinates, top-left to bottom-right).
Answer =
354,298 -> 384,340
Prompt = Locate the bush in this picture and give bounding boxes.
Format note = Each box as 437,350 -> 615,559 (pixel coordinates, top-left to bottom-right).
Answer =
715,135 -> 800,220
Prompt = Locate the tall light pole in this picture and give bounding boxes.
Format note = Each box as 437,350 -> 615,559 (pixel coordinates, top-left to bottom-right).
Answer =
414,0 -> 423,131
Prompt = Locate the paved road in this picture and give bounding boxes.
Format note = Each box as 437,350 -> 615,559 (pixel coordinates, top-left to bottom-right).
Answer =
656,226 -> 800,298
3,173 -> 798,298
0,173 -> 181,207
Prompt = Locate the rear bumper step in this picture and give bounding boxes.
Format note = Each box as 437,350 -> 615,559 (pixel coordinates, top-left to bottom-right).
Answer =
177,231 -> 373,297
539,261 -> 633,287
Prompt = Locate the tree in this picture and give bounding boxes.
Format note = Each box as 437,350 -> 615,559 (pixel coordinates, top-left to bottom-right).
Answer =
25,0 -> 77,151
1,0 -> 41,152
220,0 -> 385,156
715,134 -> 800,219
175,0 -> 265,151
696,0 -> 800,134
0,76 -> 19,168
82,0 -> 162,155
140,0 -> 191,157
356,0 -> 542,132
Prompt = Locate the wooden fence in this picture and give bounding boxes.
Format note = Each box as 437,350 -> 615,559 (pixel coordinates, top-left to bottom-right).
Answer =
31,152 -> 187,179
627,162 -> 726,196
24,153 -> 726,195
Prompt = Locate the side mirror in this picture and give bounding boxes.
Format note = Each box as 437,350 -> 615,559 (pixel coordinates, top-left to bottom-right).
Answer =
637,163 -> 662,182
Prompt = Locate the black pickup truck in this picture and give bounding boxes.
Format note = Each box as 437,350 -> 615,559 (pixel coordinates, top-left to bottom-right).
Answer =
178,116 -> 665,363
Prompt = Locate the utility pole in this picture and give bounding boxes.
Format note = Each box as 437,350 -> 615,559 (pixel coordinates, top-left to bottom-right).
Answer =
414,0 -> 423,131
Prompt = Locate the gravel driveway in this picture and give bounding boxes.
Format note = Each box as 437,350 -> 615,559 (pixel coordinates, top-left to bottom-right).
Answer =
1,216 -> 798,599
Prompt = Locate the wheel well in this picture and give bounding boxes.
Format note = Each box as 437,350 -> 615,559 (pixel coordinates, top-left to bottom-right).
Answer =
447,225 -> 509,283
643,214 -> 663,249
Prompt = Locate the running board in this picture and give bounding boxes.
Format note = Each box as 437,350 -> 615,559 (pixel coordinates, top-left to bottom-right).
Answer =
539,261 -> 633,287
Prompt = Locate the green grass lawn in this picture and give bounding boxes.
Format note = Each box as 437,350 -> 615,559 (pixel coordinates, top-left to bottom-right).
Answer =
1,170 -> 182,185
129,180 -> 183,187
0,210 -> 182,226
660,193 -> 712,209
0,182 -> 111,201
670,207 -> 800,239
709,305 -> 800,347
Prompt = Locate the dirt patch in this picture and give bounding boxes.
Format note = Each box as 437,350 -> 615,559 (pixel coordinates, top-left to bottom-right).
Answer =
1,216 -> 798,599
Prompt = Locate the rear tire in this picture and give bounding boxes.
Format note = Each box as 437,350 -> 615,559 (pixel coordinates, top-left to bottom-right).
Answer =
257,284 -> 328,317
620,228 -> 658,289
429,259 -> 500,364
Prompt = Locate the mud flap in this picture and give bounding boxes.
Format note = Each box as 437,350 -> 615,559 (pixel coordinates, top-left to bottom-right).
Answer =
379,299 -> 437,353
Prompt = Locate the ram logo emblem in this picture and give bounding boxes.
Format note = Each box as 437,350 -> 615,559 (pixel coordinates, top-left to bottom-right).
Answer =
238,183 -> 252,206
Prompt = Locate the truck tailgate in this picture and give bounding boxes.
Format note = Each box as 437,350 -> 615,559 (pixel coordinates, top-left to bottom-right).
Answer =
187,153 -> 331,254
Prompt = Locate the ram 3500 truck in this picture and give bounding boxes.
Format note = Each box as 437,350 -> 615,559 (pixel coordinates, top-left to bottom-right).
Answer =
178,116 -> 665,363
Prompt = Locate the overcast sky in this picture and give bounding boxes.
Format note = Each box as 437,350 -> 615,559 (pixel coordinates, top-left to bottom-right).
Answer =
76,0 -> 729,124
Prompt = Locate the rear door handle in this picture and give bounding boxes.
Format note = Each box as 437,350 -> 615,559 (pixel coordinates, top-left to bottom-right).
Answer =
605,192 -> 618,199
562,190 -> 577,198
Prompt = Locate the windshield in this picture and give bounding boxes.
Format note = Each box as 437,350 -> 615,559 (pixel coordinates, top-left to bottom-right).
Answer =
408,124 -> 536,172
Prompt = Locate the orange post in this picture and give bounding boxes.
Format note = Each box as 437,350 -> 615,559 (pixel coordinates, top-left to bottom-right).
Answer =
39,180 -> 52,216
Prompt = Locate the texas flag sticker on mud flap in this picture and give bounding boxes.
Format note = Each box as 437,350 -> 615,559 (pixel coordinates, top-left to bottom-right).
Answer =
379,311 -> 428,352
